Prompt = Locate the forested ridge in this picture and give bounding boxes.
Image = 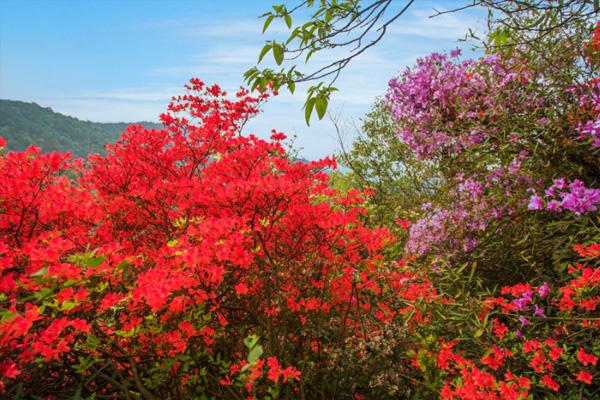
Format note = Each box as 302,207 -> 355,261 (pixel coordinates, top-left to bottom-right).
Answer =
0,99 -> 162,157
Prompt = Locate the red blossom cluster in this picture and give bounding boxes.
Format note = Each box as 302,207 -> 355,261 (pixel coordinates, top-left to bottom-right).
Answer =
0,79 -> 424,398
420,245 -> 599,399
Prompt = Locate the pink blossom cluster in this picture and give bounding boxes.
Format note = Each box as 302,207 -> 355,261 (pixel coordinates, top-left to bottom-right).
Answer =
386,50 -> 537,159
573,80 -> 600,147
528,178 -> 600,215
406,152 -> 532,258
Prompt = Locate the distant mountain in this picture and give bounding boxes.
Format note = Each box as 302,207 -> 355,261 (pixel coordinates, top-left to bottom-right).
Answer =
0,99 -> 163,158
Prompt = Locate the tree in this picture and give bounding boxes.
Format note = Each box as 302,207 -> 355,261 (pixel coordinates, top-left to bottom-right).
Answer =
330,99 -> 442,228
246,0 -> 598,124
244,0 -> 416,124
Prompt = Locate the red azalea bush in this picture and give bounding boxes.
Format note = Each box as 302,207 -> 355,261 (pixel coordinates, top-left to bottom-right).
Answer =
405,244 -> 599,399
0,80 -> 414,398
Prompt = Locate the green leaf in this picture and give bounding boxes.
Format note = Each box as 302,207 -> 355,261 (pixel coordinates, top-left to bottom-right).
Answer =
284,14 -> 292,29
262,15 -> 274,33
258,44 -> 272,64
243,334 -> 260,349
273,45 -> 284,65
86,255 -> 104,268
60,301 -> 78,311
30,267 -> 48,278
247,344 -> 264,364
33,287 -> 53,300
116,260 -> 129,270
116,327 -> 136,338
305,49 -> 315,63
286,27 -> 299,45
304,97 -> 316,125
315,96 -> 327,119
74,356 -> 95,374
86,335 -> 100,349
288,81 -> 296,94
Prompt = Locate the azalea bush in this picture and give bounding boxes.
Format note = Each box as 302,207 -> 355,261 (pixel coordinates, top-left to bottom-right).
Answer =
382,20 -> 600,285
402,243 -> 599,399
329,3 -> 600,399
0,80 -> 416,399
2,81 -> 597,400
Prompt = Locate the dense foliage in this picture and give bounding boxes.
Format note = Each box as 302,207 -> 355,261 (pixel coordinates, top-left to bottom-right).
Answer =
1,1 -> 599,399
0,81 -> 413,399
0,99 -> 161,157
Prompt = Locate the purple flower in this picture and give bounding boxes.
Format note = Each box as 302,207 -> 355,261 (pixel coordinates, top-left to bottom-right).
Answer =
386,51 -> 534,160
553,178 -> 567,190
538,282 -> 549,298
546,200 -> 562,212
519,316 -> 530,327
527,194 -> 543,210
512,291 -> 533,311
515,330 -> 523,338
534,304 -> 546,318
533,178 -> 600,215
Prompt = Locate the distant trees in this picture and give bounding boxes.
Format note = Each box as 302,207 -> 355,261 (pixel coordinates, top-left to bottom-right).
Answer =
0,100 -> 161,157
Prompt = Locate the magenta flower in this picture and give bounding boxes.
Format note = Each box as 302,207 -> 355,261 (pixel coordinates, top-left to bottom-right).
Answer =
538,282 -> 549,298
528,194 -> 543,210
534,304 -> 546,318
515,330 -> 523,338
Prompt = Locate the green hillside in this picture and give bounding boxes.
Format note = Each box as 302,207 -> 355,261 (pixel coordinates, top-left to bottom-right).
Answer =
0,99 -> 163,158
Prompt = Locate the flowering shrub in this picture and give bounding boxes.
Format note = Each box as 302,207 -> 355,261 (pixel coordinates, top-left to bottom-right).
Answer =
406,155 -> 532,260
372,17 -> 599,398
572,79 -> 600,148
386,50 -> 539,160
0,79 -> 411,398
1,5 -> 599,399
385,42 -> 599,281
407,243 -> 599,399
6,78 -> 595,400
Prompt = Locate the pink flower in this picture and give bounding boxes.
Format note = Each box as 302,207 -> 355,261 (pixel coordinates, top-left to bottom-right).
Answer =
527,194 -> 543,210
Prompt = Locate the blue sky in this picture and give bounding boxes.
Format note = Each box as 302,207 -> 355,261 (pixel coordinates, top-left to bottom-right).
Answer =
0,0 -> 484,160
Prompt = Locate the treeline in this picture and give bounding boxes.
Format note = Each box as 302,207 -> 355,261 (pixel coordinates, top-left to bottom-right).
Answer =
0,99 -> 162,158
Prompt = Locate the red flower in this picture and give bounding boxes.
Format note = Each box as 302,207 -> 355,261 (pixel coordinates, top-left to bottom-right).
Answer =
235,282 -> 249,296
541,374 -> 560,391
395,219 -> 411,229
522,340 -> 541,353
270,131 -> 287,141
574,243 -> 600,258
577,348 -> 598,366
574,370 -> 592,385
281,366 -> 301,382
493,318 -> 508,340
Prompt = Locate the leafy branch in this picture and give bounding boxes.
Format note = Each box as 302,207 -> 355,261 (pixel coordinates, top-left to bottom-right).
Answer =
244,0 -> 415,124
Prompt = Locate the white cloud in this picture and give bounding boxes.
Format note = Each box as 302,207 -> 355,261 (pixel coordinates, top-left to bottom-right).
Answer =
388,7 -> 485,39
16,2 -> 484,160
179,19 -> 291,38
